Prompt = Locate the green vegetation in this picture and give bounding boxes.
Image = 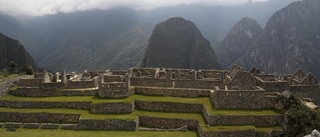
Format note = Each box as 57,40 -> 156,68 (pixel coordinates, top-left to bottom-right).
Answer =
283,95 -> 320,136
8,61 -> 18,74
0,74 -> 19,82
0,128 -> 197,137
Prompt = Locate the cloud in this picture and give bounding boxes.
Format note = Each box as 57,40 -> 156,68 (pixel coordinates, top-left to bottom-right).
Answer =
0,0 -> 269,16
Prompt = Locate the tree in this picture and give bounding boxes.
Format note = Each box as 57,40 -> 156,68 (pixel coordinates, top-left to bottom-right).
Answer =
21,65 -> 34,75
8,61 -> 18,74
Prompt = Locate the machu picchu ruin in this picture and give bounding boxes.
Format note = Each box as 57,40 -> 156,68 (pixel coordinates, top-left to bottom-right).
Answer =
0,65 -> 319,137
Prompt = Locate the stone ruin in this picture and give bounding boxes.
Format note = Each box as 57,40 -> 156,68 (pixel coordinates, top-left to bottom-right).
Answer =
2,65 -> 320,137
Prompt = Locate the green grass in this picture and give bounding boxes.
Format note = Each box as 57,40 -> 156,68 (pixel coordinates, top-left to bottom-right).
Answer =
202,125 -> 255,132
0,74 -> 19,82
256,126 -> 282,132
0,128 -> 197,137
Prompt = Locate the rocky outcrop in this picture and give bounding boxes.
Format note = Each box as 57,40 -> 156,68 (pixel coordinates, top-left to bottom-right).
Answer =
215,17 -> 262,68
235,0 -> 320,78
141,17 -> 221,69
0,33 -> 38,71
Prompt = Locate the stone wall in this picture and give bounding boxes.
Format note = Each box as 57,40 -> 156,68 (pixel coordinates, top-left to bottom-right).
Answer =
197,123 -> 282,137
17,78 -> 41,87
255,77 -> 289,92
78,119 -> 137,131
0,100 -> 91,109
139,116 -> 198,130
135,100 -> 203,113
134,87 -> 210,97
174,80 -> 224,89
0,75 -> 29,96
130,78 -> 172,87
0,112 -> 80,123
208,114 -> 281,126
98,82 -> 130,98
66,80 -> 97,89
90,102 -> 133,114
22,123 -> 40,129
39,82 -> 65,90
104,75 -> 124,82
10,88 -> 98,97
211,87 -> 275,109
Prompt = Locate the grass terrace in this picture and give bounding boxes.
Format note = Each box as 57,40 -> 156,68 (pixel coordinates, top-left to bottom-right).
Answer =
0,94 -> 281,116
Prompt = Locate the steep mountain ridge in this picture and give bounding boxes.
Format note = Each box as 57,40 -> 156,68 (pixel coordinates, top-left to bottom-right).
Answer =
0,14 -> 38,59
141,17 -> 221,69
0,33 -> 38,71
215,17 -> 262,68
235,0 -> 320,77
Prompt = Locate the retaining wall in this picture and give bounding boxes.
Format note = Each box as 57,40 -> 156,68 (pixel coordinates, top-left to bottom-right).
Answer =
211,88 -> 275,109
0,112 -> 80,123
139,116 -> 198,130
202,108 -> 281,126
78,119 -> 137,131
134,87 -> 210,97
0,100 -> 91,109
10,88 -> 98,97
135,100 -> 203,113
90,102 -> 133,114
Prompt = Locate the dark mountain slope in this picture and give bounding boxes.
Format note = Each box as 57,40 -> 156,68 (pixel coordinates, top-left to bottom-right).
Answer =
23,8 -> 153,72
0,33 -> 38,71
235,0 -> 320,77
141,17 -> 221,69
215,17 -> 262,68
0,14 -> 38,59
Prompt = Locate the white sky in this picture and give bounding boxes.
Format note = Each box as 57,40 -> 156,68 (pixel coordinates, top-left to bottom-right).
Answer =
0,0 -> 269,16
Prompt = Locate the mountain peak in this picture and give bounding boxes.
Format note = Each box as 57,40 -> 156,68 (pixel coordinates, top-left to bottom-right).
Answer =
141,17 -> 221,69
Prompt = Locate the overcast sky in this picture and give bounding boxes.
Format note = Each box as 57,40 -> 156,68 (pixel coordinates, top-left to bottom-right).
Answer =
0,0 -> 269,16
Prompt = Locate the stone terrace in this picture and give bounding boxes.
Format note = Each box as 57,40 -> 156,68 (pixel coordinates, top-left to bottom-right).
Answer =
1,66 -> 320,137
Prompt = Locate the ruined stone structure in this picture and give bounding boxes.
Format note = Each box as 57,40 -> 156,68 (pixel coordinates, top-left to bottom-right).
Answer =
1,65 -> 320,137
